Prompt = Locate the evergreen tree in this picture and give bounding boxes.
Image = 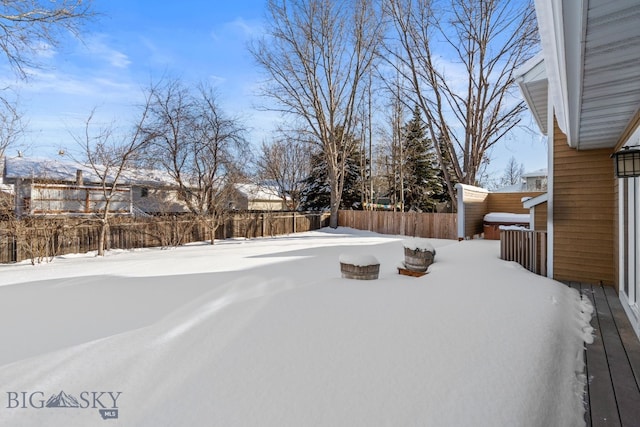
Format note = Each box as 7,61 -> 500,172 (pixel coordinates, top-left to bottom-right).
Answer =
401,107 -> 442,212
300,152 -> 331,210
301,131 -> 366,210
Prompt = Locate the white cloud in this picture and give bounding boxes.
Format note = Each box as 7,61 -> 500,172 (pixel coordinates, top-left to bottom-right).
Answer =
208,74 -> 227,86
211,17 -> 264,43
139,36 -> 174,68
228,17 -> 261,37
85,35 -> 132,69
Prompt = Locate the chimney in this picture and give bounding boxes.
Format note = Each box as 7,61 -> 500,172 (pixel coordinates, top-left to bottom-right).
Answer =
76,169 -> 83,185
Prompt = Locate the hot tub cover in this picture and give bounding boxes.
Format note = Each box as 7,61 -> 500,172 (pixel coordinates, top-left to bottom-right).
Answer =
483,212 -> 530,223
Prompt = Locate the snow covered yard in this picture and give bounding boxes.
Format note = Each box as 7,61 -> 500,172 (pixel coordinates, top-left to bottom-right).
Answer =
0,227 -> 592,427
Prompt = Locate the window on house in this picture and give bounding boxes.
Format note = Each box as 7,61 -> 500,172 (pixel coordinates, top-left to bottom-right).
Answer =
141,188 -> 149,198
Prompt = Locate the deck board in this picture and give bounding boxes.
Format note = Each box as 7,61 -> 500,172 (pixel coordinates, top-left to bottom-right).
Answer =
569,282 -> 593,427
565,282 -> 640,427
581,283 -> 621,426
602,286 -> 640,388
600,286 -> 640,426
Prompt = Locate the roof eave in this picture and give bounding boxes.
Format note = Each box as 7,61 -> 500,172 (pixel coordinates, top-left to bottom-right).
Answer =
534,0 -> 586,148
515,54 -> 549,135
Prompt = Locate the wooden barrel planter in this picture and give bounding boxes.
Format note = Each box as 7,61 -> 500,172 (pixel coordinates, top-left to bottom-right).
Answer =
402,238 -> 436,272
339,254 -> 380,280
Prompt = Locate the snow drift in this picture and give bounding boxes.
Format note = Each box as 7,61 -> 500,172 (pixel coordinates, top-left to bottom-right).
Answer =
0,228 -> 592,427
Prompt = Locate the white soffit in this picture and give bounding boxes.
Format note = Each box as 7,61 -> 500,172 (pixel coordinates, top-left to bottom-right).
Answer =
578,0 -> 640,149
516,54 -> 549,135
536,0 -> 640,150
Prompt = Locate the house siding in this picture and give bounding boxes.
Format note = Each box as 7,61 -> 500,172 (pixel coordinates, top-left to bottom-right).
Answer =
487,192 -> 543,214
457,185 -> 488,239
552,122 -> 615,285
534,202 -> 547,231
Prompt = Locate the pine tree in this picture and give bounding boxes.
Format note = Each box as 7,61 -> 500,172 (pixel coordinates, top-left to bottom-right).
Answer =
401,107 -> 442,212
300,130 -> 366,210
300,152 -> 331,210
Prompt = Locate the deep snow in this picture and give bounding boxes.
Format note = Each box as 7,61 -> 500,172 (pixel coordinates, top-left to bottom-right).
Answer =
0,227 -> 592,427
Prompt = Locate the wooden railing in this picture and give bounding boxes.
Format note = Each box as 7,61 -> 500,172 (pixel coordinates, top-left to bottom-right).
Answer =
500,229 -> 547,276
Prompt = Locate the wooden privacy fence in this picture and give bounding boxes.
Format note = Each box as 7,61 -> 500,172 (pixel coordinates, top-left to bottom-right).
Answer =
455,183 -> 544,240
0,211 -> 330,264
338,210 -> 457,240
500,229 -> 547,276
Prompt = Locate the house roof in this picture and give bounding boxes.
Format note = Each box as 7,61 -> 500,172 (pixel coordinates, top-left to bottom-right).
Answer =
521,168 -> 548,178
235,183 -> 288,202
3,156 -> 177,187
521,0 -> 640,149
516,54 -> 549,135
493,183 -> 525,193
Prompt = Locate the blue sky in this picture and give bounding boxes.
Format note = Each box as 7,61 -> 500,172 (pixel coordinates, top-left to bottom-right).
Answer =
3,0 -> 547,180
6,0 -> 271,158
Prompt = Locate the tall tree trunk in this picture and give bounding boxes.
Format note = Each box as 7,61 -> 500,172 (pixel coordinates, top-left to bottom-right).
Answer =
329,181 -> 340,229
98,219 -> 108,256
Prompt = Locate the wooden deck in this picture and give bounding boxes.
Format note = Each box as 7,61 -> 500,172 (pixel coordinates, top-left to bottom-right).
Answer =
565,282 -> 640,426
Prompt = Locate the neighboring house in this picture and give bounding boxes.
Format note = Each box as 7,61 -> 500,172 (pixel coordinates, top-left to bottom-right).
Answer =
231,183 -> 289,211
494,168 -> 548,193
0,159 -> 13,218
2,156 -> 189,217
522,168 -> 547,191
516,1 -> 640,337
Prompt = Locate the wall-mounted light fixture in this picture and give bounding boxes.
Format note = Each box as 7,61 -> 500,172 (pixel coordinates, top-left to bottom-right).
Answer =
612,146 -> 640,178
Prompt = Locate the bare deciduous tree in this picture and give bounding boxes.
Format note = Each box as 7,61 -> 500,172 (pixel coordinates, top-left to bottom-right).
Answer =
250,0 -> 383,228
0,96 -> 23,159
73,104 -> 151,256
255,136 -> 311,210
0,0 -> 95,79
500,155 -> 524,187
141,78 -> 247,244
0,1 -> 95,159
385,0 -> 538,207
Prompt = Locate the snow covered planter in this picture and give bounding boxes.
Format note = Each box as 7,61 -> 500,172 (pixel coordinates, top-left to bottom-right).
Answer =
402,238 -> 436,273
339,254 -> 380,280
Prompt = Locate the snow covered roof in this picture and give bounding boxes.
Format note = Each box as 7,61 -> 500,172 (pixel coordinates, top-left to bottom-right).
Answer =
235,183 -> 288,202
521,168 -> 547,179
493,183 -> 525,193
3,156 -> 177,187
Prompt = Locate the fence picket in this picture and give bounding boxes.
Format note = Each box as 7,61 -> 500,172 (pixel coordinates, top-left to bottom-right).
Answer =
0,212 -> 330,264
337,210 -> 457,240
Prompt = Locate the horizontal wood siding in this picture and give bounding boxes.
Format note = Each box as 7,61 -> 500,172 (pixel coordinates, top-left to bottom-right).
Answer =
487,191 -> 544,214
553,122 -> 615,285
337,210 -> 457,240
534,202 -> 547,231
459,186 -> 488,239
